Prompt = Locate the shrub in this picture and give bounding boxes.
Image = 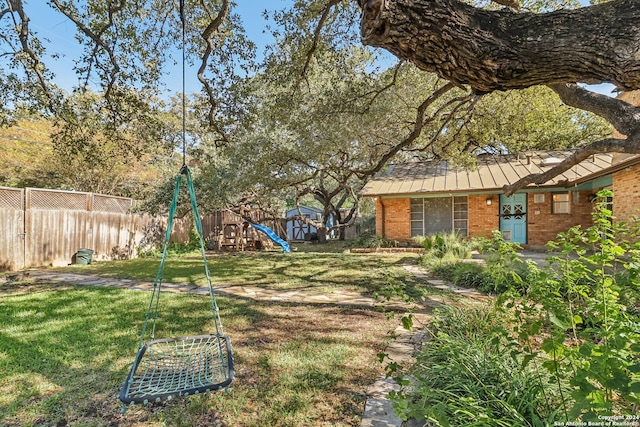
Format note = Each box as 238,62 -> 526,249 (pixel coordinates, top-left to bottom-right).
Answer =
390,304 -> 560,426
137,224 -> 202,258
451,262 -> 493,290
351,231 -> 397,249
430,262 -> 493,290
500,190 -> 640,420
394,191 -> 640,425
428,262 -> 459,282
477,230 -> 538,294
420,232 -> 474,268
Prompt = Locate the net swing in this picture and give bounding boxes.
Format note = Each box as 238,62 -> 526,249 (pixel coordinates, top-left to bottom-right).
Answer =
119,165 -> 234,407
119,0 -> 233,407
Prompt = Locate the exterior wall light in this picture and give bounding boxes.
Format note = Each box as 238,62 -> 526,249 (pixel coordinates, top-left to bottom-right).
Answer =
486,197 -> 493,206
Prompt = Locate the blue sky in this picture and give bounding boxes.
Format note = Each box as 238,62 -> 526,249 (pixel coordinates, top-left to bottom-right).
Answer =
27,1 -> 290,92
25,1 -> 615,96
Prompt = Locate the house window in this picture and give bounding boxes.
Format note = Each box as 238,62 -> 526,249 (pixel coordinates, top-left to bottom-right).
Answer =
453,196 -> 468,236
533,194 -> 545,203
410,199 -> 426,237
410,196 -> 468,237
552,192 -> 571,214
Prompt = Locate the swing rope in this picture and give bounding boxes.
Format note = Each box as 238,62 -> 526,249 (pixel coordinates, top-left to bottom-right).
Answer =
119,0 -> 233,407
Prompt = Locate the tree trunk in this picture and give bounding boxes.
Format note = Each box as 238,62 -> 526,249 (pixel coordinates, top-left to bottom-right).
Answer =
359,0 -> 640,93
317,228 -> 328,243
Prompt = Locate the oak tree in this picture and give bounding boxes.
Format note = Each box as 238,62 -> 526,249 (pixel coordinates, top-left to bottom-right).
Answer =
357,0 -> 640,194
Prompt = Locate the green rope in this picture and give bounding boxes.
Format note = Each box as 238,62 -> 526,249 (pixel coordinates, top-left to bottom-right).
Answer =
137,173 -> 182,350
137,166 -> 224,352
182,165 -> 225,337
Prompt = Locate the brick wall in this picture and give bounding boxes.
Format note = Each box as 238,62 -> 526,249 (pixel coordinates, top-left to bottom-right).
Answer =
377,198 -> 411,241
468,194 -> 499,239
613,165 -> 640,223
374,190 -> 597,246
611,91 -> 640,223
526,190 -> 594,246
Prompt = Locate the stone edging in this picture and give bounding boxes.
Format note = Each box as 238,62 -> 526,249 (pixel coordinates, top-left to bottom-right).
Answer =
349,248 -> 424,254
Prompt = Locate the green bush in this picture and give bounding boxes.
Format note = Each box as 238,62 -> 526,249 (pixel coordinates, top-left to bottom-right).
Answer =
351,231 -> 398,249
500,190 -> 640,420
137,224 -> 202,258
430,262 -> 493,290
428,262 -> 459,282
476,231 -> 538,294
452,262 -> 493,290
393,191 -> 640,425
391,304 -> 560,426
420,232 -> 474,268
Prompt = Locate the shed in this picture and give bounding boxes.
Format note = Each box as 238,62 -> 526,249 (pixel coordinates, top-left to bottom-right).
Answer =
285,206 -> 335,241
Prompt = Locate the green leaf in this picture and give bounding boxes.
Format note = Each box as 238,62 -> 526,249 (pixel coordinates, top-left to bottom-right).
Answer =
631,382 -> 640,393
542,360 -> 557,373
401,315 -> 413,332
549,312 -> 571,330
588,389 -> 606,405
541,337 -> 561,353
579,342 -> 594,356
521,352 -> 537,369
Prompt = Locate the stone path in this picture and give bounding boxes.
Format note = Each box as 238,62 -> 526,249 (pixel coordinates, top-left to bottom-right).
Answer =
403,265 -> 489,300
26,270 -> 408,309
21,266 -> 479,427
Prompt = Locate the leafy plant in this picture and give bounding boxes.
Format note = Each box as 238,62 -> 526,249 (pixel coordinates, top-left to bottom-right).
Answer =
352,231 -> 398,249
394,190 -> 640,425
429,262 -> 493,290
138,222 -> 202,258
478,231 -> 538,294
391,304 -> 559,426
499,190 -> 640,420
452,262 -> 493,290
420,231 -> 474,268
427,232 -> 534,294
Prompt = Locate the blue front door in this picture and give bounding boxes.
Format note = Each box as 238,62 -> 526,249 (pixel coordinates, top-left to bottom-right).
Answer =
500,194 -> 527,244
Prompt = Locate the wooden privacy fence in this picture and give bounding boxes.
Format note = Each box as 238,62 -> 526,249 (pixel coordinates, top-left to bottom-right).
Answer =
0,186 -> 208,272
0,187 -> 293,272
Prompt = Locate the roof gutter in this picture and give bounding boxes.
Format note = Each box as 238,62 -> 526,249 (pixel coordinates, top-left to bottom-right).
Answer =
568,156 -> 640,187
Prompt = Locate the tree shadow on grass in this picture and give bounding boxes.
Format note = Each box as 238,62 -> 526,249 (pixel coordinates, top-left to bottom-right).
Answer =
1,284 -> 396,426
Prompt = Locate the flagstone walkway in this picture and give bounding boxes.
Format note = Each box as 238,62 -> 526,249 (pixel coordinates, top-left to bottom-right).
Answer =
26,270 -> 409,308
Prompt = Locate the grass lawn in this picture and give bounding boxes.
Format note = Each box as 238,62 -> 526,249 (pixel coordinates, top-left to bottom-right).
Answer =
0,246 -> 434,426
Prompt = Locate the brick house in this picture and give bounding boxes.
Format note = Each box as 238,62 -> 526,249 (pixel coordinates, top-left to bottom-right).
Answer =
361,151 -> 640,247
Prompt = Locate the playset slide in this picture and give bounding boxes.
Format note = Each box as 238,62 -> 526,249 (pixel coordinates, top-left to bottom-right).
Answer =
251,223 -> 291,253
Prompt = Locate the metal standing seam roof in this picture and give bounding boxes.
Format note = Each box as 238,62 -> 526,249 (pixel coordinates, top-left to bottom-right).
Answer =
361,151 -> 618,197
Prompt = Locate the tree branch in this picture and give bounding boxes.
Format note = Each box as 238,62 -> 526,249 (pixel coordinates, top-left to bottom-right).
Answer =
5,0 -> 52,102
359,0 -> 640,93
354,82 -> 476,178
300,0 -> 343,79
549,83 -> 640,137
355,61 -> 402,114
491,0 -> 520,9
50,0 -> 123,101
197,0 -> 230,142
503,135 -> 640,196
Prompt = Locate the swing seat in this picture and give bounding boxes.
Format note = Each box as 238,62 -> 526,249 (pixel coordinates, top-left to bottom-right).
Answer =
119,334 -> 234,405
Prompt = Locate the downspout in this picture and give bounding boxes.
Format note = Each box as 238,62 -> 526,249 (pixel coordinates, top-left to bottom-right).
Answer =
379,198 -> 386,238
